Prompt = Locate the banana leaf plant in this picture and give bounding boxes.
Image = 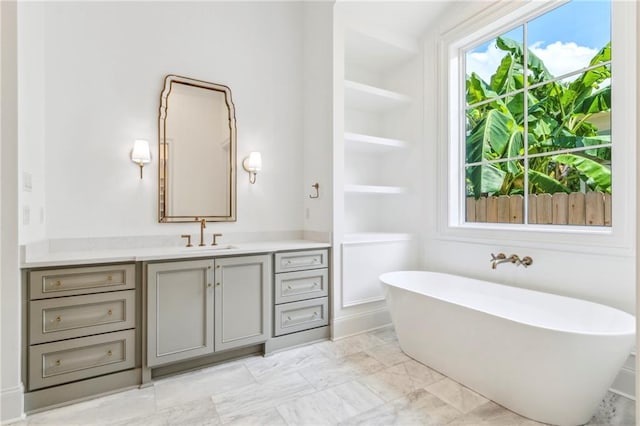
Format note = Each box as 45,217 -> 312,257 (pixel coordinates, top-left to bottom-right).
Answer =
465,38 -> 611,198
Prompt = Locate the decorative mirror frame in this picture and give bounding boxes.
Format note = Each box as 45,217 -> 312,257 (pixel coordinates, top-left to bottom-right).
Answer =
158,74 -> 237,223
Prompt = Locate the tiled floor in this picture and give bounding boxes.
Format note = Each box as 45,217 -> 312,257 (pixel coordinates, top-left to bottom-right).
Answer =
15,327 -> 635,426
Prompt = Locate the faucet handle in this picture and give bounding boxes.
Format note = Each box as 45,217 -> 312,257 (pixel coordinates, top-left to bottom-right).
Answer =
211,233 -> 223,246
180,234 -> 192,247
521,256 -> 533,267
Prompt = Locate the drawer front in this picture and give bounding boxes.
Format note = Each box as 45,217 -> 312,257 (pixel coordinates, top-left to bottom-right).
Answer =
30,264 -> 135,299
275,249 -> 328,273
275,269 -> 328,304
274,297 -> 328,336
29,329 -> 135,391
30,291 -> 135,344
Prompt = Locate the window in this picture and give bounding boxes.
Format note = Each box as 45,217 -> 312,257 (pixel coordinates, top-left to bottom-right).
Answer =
463,1 -> 612,227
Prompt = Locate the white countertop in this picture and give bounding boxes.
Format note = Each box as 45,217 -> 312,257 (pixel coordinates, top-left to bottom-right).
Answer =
21,240 -> 331,268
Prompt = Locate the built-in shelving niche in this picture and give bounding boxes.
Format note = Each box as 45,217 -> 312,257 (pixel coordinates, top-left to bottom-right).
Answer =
338,24 -> 421,310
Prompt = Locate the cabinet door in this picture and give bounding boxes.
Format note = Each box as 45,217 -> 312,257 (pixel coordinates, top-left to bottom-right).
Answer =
147,259 -> 214,367
214,255 -> 271,352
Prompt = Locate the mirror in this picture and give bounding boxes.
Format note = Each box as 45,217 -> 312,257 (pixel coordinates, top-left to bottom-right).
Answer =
158,75 -> 237,222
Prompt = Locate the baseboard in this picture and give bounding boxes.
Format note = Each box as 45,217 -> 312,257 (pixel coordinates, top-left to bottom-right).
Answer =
610,352 -> 635,400
332,306 -> 391,339
1,384 -> 25,424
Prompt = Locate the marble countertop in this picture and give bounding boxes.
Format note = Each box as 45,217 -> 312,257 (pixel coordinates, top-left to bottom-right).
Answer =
21,240 -> 331,268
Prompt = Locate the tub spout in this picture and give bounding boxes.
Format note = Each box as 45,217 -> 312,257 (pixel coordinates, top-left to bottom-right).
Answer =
490,253 -> 507,269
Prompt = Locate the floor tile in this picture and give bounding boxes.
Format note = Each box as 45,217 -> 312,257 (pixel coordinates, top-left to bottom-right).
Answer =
211,372 -> 315,423
19,327 -> 635,426
26,387 -> 156,426
276,380 -> 384,425
360,360 -> 445,402
340,387 -> 462,426
368,326 -> 399,344
223,407 -> 287,426
298,351 -> 385,391
425,377 -> 488,414
154,361 -> 256,409
364,341 -> 411,367
447,400 -> 545,425
314,333 -> 387,360
244,344 -> 331,382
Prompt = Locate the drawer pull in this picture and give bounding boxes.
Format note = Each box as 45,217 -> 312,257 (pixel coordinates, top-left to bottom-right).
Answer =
313,282 -> 319,287
55,316 -> 62,322
313,258 -> 319,262
107,275 -> 113,281
107,309 -> 113,316
286,312 -> 319,322
55,280 -> 62,287
107,350 -> 112,357
55,360 -> 61,366
208,283 -> 212,288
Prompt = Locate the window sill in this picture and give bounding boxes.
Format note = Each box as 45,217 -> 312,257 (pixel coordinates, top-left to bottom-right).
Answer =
435,222 -> 633,257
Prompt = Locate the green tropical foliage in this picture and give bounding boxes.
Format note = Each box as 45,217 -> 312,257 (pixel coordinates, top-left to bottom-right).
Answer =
465,38 -> 612,198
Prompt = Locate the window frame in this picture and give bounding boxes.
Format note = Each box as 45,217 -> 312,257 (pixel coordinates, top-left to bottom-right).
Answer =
434,0 -> 636,254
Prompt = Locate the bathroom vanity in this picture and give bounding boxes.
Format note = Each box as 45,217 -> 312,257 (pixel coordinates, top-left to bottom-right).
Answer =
21,241 -> 330,412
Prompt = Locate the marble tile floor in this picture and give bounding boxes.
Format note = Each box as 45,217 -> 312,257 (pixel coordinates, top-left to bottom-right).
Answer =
14,327 -> 635,426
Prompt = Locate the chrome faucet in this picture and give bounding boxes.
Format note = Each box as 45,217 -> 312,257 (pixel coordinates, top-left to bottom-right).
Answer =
197,218 -> 206,246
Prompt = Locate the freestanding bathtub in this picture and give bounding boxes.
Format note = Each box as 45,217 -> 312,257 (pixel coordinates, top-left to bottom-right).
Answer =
380,271 -> 635,426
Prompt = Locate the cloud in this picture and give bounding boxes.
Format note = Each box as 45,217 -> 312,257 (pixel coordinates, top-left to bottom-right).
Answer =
467,41 -> 599,84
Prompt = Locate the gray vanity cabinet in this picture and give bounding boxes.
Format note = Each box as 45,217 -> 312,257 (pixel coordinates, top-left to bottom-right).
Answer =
214,255 -> 271,352
146,259 -> 215,367
146,254 -> 271,367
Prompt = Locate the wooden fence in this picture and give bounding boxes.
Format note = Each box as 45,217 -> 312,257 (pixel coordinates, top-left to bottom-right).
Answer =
466,192 -> 611,226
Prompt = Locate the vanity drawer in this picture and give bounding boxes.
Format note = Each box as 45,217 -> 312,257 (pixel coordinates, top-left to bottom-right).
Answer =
29,290 -> 135,344
274,297 -> 328,336
274,249 -> 328,273
28,329 -> 135,390
275,269 -> 328,304
29,264 -> 135,299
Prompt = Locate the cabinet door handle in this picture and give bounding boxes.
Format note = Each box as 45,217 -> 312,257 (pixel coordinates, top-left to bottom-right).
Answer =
207,283 -> 212,288
216,283 -> 221,287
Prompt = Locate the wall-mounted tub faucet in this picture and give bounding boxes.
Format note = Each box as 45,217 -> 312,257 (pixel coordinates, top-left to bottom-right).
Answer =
491,253 -> 533,269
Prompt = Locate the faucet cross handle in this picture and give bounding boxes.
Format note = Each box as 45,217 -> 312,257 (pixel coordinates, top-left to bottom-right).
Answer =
211,233 -> 223,246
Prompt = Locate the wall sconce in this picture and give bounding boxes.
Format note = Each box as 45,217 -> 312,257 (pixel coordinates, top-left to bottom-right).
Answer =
243,151 -> 262,184
131,139 -> 151,179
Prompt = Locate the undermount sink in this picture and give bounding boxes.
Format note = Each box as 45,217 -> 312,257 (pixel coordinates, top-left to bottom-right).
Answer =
179,245 -> 237,251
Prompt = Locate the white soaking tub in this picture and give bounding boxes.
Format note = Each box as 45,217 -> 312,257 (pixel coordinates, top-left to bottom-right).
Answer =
379,270 -> 635,426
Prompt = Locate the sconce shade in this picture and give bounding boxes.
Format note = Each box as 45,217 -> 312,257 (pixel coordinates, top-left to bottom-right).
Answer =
243,151 -> 262,184
244,151 -> 262,172
131,139 -> 151,164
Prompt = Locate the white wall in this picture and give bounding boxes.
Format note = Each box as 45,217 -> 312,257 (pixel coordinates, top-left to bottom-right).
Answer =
302,2 -> 333,236
19,1 -> 306,241
420,2 -> 636,315
1,1 -> 24,422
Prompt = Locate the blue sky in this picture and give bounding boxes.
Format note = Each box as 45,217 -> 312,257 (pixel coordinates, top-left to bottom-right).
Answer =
467,0 -> 611,82
528,0 -> 610,49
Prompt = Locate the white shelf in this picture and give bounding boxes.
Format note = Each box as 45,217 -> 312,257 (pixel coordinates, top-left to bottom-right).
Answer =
344,80 -> 411,112
345,28 -> 419,74
344,184 -> 407,195
343,232 -> 414,245
344,132 -> 407,152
